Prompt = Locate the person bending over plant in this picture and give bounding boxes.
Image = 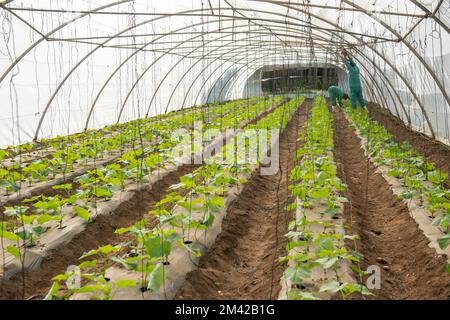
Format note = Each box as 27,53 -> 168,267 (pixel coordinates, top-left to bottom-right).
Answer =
327,85 -> 345,111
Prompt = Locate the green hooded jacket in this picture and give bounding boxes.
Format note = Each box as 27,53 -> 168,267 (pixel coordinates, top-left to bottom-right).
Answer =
344,58 -> 362,89
327,85 -> 343,105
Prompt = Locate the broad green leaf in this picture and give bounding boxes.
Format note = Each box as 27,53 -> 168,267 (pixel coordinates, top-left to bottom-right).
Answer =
316,256 -> 338,269
110,256 -> 138,271
77,285 -> 104,293
74,206 -> 90,222
1,230 -> 21,242
52,183 -> 72,191
206,196 -> 224,213
114,280 -> 136,288
115,226 -> 132,234
52,274 -> 69,282
147,263 -> 165,292
4,206 -> 28,217
286,202 -> 297,212
437,234 -> 450,250
432,214 -> 450,229
287,290 -> 320,300
427,170 -> 448,185
99,244 -> 121,254
285,240 -> 307,251
0,149 -> 8,160
79,260 -> 97,270
202,211 -> 215,227
144,236 -> 171,258
319,281 -> 341,293
178,240 -> 202,257
37,213 -> 57,224
399,191 -> 414,200
80,249 -> 99,260
44,282 -> 60,300
340,282 -> 373,298
283,266 -> 311,284
93,187 -> 113,198
311,187 -> 329,199
314,237 -> 334,255
33,225 -> 45,236
7,245 -> 21,258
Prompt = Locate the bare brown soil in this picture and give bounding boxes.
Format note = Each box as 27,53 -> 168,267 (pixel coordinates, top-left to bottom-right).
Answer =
175,102 -> 310,300
367,103 -> 450,188
333,108 -> 450,300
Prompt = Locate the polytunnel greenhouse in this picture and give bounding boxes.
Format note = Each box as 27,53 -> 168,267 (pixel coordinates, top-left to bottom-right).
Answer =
0,0 -> 449,307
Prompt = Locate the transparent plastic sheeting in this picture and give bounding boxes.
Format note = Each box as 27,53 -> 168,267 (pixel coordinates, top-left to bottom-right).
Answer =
0,0 -> 448,147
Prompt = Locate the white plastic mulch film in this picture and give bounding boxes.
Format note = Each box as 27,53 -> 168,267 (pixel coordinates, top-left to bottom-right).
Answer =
0,0 -> 448,147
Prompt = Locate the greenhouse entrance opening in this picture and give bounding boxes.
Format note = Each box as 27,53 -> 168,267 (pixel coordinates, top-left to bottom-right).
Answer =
261,66 -> 340,94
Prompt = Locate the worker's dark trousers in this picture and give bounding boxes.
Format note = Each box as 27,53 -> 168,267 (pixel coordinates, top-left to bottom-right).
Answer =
350,86 -> 365,108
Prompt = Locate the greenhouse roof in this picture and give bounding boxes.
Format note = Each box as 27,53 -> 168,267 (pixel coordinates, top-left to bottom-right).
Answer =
0,0 -> 448,146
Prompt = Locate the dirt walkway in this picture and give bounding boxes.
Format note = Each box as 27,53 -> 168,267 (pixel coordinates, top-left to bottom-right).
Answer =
333,109 -> 450,300
175,102 -> 311,300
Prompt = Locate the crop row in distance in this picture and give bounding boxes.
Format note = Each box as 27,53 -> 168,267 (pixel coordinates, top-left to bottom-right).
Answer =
44,97 -> 304,300
279,96 -> 372,300
0,97 -> 285,284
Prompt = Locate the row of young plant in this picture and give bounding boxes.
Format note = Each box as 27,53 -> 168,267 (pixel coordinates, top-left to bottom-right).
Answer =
0,97 -> 256,159
280,96 -> 372,300
0,97 -> 263,196
344,101 -> 450,259
0,97 -> 282,275
44,96 -> 305,300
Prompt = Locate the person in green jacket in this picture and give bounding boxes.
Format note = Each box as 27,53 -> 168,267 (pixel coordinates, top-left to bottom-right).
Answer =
327,85 -> 344,110
343,51 -> 365,109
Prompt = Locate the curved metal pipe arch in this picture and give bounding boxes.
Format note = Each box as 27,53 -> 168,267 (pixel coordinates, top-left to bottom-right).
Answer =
157,20 -> 409,124
62,10 -> 366,130
249,1 -> 437,136
2,1 -> 446,112
132,22 -> 406,125
0,2 -> 443,139
140,19 -> 377,119
111,8 -> 437,136
0,6 -> 400,131
161,27 -> 356,115
0,6 -> 398,124
342,0 -> 449,107
186,29 -> 409,123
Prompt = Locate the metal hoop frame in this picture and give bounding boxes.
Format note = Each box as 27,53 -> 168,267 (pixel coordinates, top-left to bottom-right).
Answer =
0,0 -> 447,140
